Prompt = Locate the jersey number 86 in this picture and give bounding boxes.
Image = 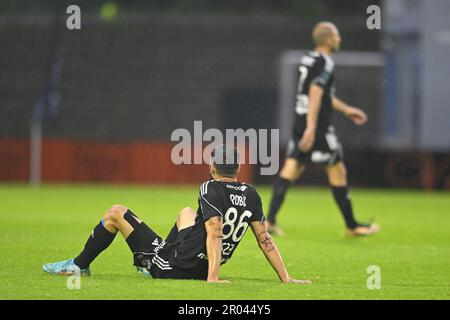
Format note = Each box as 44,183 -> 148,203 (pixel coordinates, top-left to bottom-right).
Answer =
222,207 -> 252,242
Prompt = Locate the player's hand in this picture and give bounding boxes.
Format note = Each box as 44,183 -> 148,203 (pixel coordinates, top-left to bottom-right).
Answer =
284,278 -> 312,285
298,127 -> 315,152
208,279 -> 231,284
345,107 -> 368,126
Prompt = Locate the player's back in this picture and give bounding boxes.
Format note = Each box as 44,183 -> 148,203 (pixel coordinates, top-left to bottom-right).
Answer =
167,179 -> 264,272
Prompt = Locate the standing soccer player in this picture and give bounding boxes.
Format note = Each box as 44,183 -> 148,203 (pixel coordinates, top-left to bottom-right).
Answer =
43,145 -> 311,284
266,22 -> 379,237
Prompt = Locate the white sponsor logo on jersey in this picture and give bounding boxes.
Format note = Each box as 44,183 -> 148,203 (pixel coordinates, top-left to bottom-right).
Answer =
226,184 -> 247,191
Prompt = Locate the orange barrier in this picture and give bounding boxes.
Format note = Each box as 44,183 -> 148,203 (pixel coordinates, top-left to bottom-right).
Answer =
0,139 -> 253,184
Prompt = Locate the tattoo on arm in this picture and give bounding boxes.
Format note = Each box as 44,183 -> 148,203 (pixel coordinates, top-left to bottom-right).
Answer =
207,216 -> 223,238
208,216 -> 222,225
258,231 -> 275,252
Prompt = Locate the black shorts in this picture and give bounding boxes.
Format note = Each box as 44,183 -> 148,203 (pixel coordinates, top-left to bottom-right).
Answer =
286,125 -> 343,166
125,212 -> 207,280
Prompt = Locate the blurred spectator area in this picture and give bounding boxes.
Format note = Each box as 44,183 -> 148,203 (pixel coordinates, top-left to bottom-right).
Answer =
0,10 -> 377,184
0,11 -> 380,140
0,2 -> 448,188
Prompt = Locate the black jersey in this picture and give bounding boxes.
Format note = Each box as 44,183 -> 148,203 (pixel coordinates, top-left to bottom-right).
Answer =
294,51 -> 335,133
167,180 -> 265,271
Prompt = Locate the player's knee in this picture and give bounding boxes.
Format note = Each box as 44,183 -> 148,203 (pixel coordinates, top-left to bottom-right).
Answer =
280,159 -> 303,182
336,164 -> 347,181
341,168 -> 347,181
104,204 -> 128,222
179,206 -> 194,214
177,207 -> 196,227
328,164 -> 347,186
280,166 -> 297,182
178,207 -> 195,219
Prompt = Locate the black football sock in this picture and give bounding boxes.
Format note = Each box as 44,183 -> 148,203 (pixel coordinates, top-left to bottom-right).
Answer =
74,221 -> 116,269
125,229 -> 146,268
267,177 -> 291,224
123,210 -> 145,253
125,230 -> 140,253
123,211 -> 165,269
331,186 -> 358,229
123,210 -> 160,254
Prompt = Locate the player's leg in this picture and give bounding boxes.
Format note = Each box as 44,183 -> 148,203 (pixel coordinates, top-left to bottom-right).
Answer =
124,207 -> 197,279
70,204 -> 128,270
164,207 -> 197,244
267,158 -> 305,235
326,162 -> 379,236
151,207 -> 205,281
43,205 -> 160,275
177,207 -> 196,230
43,205 -> 125,275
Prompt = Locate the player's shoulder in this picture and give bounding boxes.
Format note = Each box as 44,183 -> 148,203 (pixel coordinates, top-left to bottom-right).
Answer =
237,181 -> 261,199
199,180 -> 260,193
240,181 -> 256,191
317,52 -> 335,72
199,179 -> 217,196
238,182 -> 262,207
200,180 -> 257,194
222,180 -> 255,192
300,51 -> 318,67
304,51 -> 334,71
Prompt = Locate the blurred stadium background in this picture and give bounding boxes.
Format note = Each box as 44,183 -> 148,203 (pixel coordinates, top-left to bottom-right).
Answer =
1,0 -> 449,189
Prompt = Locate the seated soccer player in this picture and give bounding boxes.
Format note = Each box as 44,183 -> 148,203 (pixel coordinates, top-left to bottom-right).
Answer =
43,145 -> 311,284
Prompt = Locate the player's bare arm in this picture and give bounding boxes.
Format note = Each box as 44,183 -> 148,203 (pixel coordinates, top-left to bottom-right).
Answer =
250,221 -> 311,284
332,96 -> 368,126
204,216 -> 228,283
299,84 -> 324,152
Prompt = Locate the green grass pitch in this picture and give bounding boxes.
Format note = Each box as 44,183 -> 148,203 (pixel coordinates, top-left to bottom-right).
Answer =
1,184 -> 449,300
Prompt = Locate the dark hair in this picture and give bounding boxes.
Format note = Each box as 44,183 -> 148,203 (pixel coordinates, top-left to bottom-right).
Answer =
211,144 -> 240,177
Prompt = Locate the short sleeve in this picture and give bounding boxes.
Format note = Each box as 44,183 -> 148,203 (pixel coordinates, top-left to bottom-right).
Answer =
311,55 -> 334,88
198,181 -> 224,221
248,188 -> 265,222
